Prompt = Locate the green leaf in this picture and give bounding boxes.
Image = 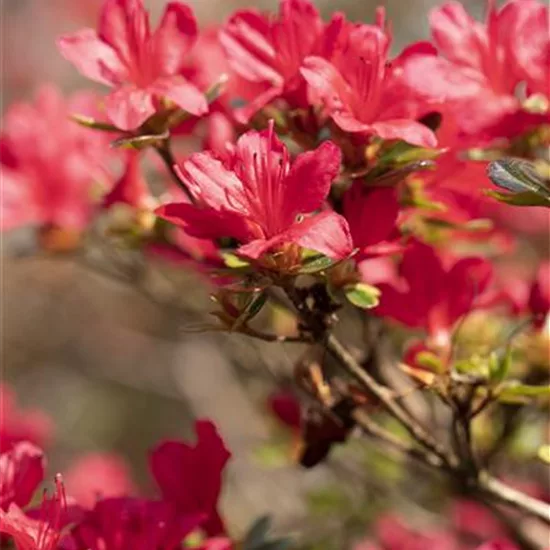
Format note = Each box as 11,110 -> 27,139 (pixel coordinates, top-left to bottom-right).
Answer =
298,252 -> 336,274
486,158 -> 550,207
415,351 -> 445,374
538,445 -> 550,464
498,381 -> 550,403
221,252 -> 250,269
112,131 -> 169,150
71,113 -> 119,132
344,283 -> 380,309
489,348 -> 512,384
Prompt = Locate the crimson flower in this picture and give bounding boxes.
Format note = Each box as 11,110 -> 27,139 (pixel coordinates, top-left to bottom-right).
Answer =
67,497 -> 203,550
0,384 -> 54,453
155,124 -> 353,261
375,241 -> 493,347
57,0 -> 208,130
268,390 -> 302,431
0,442 -> 45,512
343,185 -> 402,259
0,85 -> 109,233
149,420 -> 231,537
219,0 -> 343,123
301,21 -> 438,147
402,0 -> 550,135
0,474 -> 72,550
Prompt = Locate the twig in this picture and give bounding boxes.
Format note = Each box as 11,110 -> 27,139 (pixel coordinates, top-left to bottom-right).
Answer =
325,333 -> 457,469
477,473 -> 550,525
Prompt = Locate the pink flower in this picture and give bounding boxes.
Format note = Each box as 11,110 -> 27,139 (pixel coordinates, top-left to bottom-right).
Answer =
301,21 -> 438,147
477,542 -> 519,550
63,453 -> 136,509
0,384 -> 54,452
219,0 -> 343,123
0,475 -> 72,550
155,124 -> 353,261
0,85 -> 110,233
149,420 -> 231,537
375,241 -> 493,347
343,185 -> 402,259
0,443 -> 45,512
402,0 -> 550,135
57,0 -> 208,130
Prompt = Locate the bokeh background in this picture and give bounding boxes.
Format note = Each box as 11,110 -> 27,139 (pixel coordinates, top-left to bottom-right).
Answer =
1,0 -> 513,545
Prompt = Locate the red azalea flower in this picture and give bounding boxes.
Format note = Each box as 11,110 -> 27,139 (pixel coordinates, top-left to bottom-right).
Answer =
343,185 -> 402,259
155,124 -> 353,261
375,241 -> 493,347
301,20 -> 438,147
0,384 -> 54,452
102,150 -> 152,210
149,420 -> 230,537
0,85 -> 110,233
528,261 -> 550,329
0,475 -> 72,550
0,442 -> 45,512
219,0 -> 343,123
268,390 -> 302,431
402,0 -> 550,135
57,0 -> 208,130
67,497 -> 203,550
63,452 -> 136,509
477,542 -> 519,550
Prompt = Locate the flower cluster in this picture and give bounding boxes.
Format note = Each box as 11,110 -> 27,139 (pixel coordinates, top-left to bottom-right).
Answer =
1,0 -> 549,548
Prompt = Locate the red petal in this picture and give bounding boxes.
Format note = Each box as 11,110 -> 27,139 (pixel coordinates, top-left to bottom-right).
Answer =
155,202 -> 256,244
149,420 -> 231,535
152,2 -> 198,75
57,29 -> 126,86
239,210 -> 353,260
104,85 -> 155,130
149,76 -> 208,117
371,119 -> 437,148
98,0 -> 151,69
102,151 -> 150,209
219,10 -> 282,85
0,442 -> 45,511
283,140 -> 341,218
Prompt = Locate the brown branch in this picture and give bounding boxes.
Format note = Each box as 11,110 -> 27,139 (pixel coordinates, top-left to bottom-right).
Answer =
477,473 -> 550,526
155,141 -> 196,204
325,333 -> 457,469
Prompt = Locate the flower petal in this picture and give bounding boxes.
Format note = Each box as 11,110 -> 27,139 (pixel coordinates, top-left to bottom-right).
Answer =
57,29 -> 126,86
283,140 -> 341,218
371,119 -> 437,148
150,75 -> 208,117
153,2 -> 198,75
219,10 -> 283,85
104,85 -> 155,130
98,0 -> 151,69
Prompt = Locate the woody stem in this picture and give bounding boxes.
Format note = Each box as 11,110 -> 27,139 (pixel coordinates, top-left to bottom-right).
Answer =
155,140 -> 196,204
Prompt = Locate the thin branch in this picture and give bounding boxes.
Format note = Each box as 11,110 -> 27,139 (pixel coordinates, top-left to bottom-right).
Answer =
325,333 -> 458,469
477,473 -> 550,526
237,326 -> 313,344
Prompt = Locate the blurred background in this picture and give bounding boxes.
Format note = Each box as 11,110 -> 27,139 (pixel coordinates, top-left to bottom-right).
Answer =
0,0 -> 516,546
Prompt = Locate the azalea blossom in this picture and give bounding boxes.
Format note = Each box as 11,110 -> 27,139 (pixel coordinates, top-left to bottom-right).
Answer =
402,0 -> 550,135
0,442 -> 45,512
149,420 -> 231,536
57,0 -> 208,130
0,474 -> 73,550
155,124 -> 353,261
0,85 -> 109,233
301,20 -> 438,147
375,241 -> 493,347
528,261 -> 550,329
219,0 -> 344,123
